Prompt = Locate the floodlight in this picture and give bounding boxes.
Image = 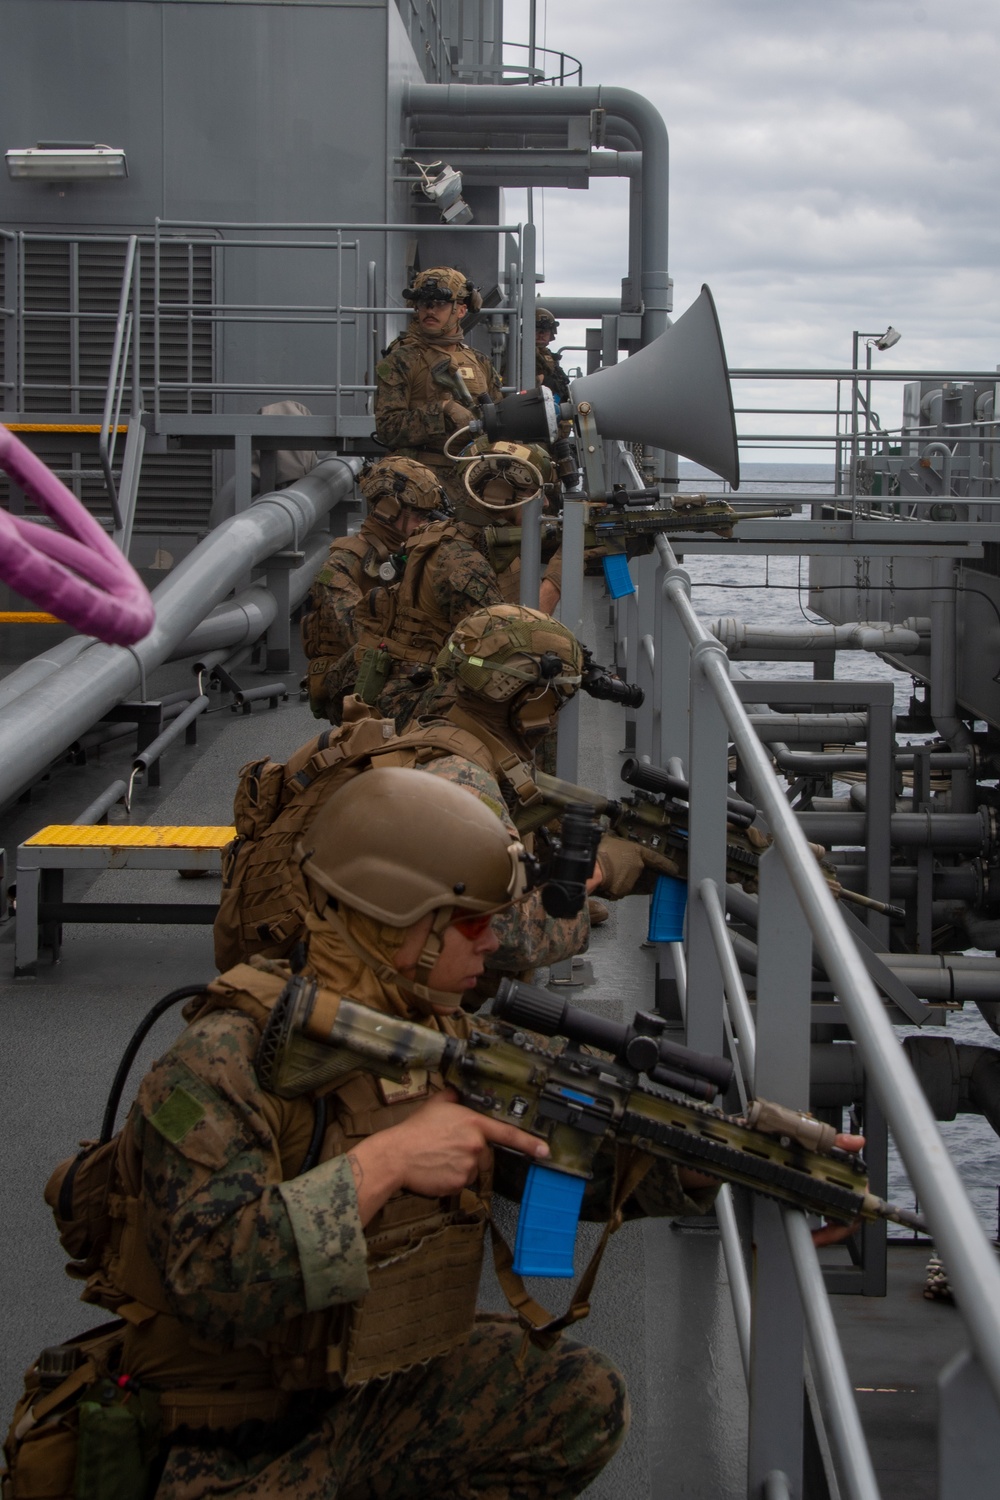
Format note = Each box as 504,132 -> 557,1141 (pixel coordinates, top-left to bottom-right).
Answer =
875,326 -> 901,351
5,143 -> 128,181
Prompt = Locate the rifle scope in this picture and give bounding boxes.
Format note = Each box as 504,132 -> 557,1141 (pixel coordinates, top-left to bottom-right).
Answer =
621,758 -> 756,828
493,978 -> 734,1102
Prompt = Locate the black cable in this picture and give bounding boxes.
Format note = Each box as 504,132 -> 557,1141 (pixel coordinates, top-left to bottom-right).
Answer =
100,984 -> 210,1143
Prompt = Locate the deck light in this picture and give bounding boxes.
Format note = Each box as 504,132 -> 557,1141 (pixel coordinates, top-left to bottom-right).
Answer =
5,143 -> 128,181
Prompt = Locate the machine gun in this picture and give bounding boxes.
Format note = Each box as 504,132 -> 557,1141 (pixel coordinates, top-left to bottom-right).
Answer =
255,976 -> 926,1287
520,758 -> 903,921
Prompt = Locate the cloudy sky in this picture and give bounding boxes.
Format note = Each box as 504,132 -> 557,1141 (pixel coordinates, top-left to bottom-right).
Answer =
501,0 -> 999,459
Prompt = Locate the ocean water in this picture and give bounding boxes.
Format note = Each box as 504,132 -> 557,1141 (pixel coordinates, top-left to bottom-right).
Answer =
675,463 -> 1000,1240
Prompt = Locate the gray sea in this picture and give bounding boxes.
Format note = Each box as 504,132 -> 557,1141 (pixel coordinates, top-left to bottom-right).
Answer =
676,462 -> 999,1240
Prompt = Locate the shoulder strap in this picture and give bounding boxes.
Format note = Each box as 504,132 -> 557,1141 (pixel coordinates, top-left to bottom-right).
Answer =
445,706 -> 543,808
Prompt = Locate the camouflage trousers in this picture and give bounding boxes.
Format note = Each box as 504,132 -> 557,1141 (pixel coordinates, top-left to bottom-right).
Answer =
154,1319 -> 629,1500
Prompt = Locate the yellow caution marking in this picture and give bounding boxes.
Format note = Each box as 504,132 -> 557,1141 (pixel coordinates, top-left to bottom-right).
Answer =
25,825 -> 235,848
0,612 -> 62,624
3,423 -> 128,434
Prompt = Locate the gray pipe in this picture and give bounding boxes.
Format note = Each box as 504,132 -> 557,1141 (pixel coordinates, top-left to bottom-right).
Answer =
0,633 -> 96,713
796,809 -> 993,852
931,556 -> 974,809
0,457 -> 359,810
405,84 -> 670,347
167,535 -> 328,662
713,619 -> 926,655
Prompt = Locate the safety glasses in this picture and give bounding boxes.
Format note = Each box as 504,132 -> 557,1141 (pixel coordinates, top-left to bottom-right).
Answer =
449,911 -> 495,939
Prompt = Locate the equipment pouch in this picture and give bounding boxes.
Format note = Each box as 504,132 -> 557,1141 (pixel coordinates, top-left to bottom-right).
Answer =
355,647 -> 392,706
2,1324 -> 159,1500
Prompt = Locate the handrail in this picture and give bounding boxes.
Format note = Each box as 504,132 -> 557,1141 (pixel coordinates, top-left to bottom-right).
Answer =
98,234 -> 141,533
653,529 -> 1000,1406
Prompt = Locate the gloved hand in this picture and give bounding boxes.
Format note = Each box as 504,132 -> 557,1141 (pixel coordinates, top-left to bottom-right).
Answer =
595,834 -> 684,899
444,399 -> 471,428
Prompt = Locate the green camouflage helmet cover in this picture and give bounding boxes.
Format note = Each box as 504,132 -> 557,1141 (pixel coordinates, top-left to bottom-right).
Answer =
359,457 -> 444,522
436,604 -> 583,704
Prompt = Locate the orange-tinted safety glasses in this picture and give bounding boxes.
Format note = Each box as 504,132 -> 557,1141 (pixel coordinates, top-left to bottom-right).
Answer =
450,911 -> 495,939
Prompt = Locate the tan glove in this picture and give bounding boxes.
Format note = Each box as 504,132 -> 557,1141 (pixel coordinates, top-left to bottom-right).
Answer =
596,834 -> 684,899
444,399 -> 471,428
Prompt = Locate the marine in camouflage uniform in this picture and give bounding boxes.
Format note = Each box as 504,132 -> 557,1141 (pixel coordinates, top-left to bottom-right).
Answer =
319,442 -> 571,728
215,610 -> 594,985
374,267 -> 503,507
320,513 -> 505,729
73,773 -> 716,1498
300,458 -> 445,716
535,308 -> 572,402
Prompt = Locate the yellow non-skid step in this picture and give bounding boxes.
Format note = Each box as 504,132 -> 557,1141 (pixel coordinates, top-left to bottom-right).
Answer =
4,422 -> 129,434
0,612 -> 62,624
25,825 -> 235,849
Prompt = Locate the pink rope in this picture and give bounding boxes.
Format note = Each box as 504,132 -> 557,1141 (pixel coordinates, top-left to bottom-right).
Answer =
0,425 -> 155,646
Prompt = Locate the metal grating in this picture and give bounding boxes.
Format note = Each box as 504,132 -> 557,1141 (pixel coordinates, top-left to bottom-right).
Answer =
2,237 -> 216,532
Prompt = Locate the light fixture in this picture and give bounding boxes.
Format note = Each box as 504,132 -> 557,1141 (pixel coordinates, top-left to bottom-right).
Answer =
5,143 -> 128,181
875,326 -> 901,351
406,159 -> 473,225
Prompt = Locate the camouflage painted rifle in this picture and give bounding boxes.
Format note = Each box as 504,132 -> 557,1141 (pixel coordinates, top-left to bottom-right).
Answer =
520,760 -> 903,921
255,975 -> 926,1281
482,499 -> 793,571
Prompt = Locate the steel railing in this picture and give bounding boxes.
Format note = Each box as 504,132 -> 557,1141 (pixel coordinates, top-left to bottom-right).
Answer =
607,524 -> 1000,1497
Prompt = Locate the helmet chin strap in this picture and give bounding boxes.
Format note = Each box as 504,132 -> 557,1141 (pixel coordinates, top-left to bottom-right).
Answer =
320,904 -> 463,1015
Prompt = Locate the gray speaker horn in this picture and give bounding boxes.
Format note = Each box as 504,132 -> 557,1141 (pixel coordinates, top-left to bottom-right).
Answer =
568,284 -> 740,489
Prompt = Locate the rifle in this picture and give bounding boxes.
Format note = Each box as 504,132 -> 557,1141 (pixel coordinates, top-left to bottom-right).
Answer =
481,497 -> 793,572
255,975 -> 926,1286
520,758 -> 904,922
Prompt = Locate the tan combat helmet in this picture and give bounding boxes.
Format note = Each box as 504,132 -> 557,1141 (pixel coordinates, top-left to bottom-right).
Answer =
535,307 -> 559,336
359,456 -> 444,527
438,604 -> 583,706
402,266 -> 482,313
299,765 -> 528,925
456,439 -> 553,513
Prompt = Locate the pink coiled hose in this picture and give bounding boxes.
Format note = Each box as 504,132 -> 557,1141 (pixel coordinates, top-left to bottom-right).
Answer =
0,424 -> 154,646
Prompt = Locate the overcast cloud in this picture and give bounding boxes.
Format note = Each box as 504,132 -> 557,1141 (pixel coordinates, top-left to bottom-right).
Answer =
503,0 -> 1000,395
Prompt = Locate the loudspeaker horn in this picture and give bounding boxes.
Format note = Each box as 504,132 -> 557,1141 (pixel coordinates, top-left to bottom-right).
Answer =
569,284 -> 740,489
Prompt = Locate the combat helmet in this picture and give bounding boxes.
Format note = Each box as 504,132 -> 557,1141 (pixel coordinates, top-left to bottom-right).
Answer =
437,604 -> 582,705
359,456 -> 444,528
298,766 -> 530,1008
453,438 -> 554,514
535,307 -> 559,335
402,266 -> 483,313
299,766 -> 528,925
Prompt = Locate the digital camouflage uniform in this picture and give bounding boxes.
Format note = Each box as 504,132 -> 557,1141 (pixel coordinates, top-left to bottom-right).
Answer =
321,518 -> 504,729
92,927 -> 715,1500
299,527 -> 390,662
374,326 -> 502,506
300,459 -> 445,715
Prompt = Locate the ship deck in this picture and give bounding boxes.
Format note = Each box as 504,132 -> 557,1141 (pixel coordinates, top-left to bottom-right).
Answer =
0,583 -> 977,1498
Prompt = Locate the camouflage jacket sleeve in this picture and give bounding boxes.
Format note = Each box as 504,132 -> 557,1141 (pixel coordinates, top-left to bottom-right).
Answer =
374,343 -> 453,451
134,1009 -> 368,1345
301,545 -> 367,659
418,754 -> 590,971
426,535 -> 506,624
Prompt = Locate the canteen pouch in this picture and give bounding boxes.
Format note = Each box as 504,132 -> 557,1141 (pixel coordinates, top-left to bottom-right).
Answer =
355,647 -> 392,706
2,1324 -> 159,1500
74,1387 -> 161,1500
